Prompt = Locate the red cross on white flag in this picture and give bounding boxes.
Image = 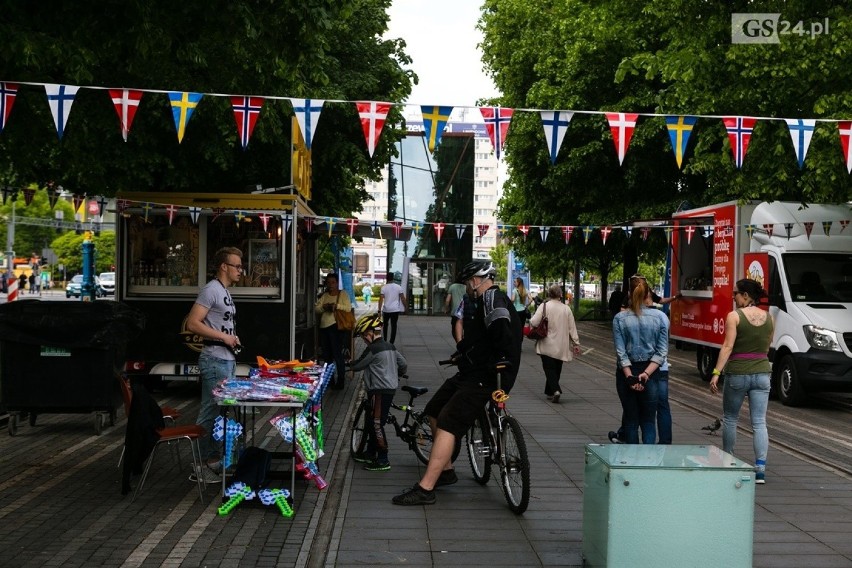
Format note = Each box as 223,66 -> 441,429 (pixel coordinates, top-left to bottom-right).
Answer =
600,225 -> 612,246
641,227 -> 651,241
109,89 -> 143,142
561,226 -> 574,245
838,121 -> 852,174
259,213 -> 271,232
433,222 -> 445,242
305,216 -> 315,233
346,217 -> 359,237
166,204 -> 179,225
479,107 -> 514,159
763,223 -> 774,238
477,224 -> 490,238
356,101 -> 391,157
840,220 -> 849,232
391,220 -> 403,238
518,225 -> 530,240
684,224 -> 696,245
605,113 -> 638,165
803,222 -> 814,239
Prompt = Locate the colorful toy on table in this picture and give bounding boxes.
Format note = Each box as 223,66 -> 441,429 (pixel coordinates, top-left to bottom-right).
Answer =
258,488 -> 294,517
270,414 -> 294,443
295,447 -> 328,490
218,481 -> 256,516
295,414 -> 317,461
257,356 -> 313,370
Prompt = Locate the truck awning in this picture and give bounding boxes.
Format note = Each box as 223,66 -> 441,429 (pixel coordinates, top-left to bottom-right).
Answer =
621,215 -> 715,228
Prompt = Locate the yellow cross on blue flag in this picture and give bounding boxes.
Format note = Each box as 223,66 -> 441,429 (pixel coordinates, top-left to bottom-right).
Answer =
665,115 -> 697,169
420,105 -> 453,152
168,92 -> 203,143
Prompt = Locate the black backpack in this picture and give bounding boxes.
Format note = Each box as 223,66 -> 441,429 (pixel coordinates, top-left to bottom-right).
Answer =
233,447 -> 272,489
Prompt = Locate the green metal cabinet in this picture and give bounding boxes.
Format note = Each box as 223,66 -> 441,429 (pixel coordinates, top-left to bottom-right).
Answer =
583,444 -> 755,568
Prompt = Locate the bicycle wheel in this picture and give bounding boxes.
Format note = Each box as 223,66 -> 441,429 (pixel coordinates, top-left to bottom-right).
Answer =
499,415 -> 530,515
411,413 -> 461,466
350,399 -> 370,456
466,413 -> 492,485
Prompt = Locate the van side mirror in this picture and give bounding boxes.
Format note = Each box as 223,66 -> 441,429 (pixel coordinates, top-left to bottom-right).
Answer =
769,292 -> 785,312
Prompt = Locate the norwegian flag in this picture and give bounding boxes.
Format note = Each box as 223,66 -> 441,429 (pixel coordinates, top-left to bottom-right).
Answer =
582,226 -> 593,244
45,84 -> 80,139
455,224 -> 466,240
723,117 -> 757,168
600,225 -> 612,246
803,221 -> 814,239
1,82 -> 18,133
109,89 -> 143,142
167,204 -> 179,225
517,225 -> 530,240
433,222 -> 446,242
479,107 -> 514,159
540,111 -> 573,164
211,207 -> 225,223
785,119 -> 815,169
259,213 -> 271,232
356,101 -> 391,157
305,216 -> 315,233
561,226 -> 573,245
391,220 -> 402,238
477,224 -> 490,238
346,217 -> 359,237
231,96 -> 265,150
539,226 -> 549,243
189,206 -> 201,224
684,225 -> 696,245
640,227 -> 651,241
289,98 -> 325,150
763,223 -> 774,238
23,188 -> 35,206
117,199 -> 129,215
838,121 -> 852,174
605,113 -> 638,165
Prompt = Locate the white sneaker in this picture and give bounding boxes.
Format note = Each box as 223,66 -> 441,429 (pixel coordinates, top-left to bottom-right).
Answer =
189,465 -> 221,484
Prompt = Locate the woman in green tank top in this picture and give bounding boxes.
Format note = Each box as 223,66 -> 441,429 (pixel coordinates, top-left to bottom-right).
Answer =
710,278 -> 774,484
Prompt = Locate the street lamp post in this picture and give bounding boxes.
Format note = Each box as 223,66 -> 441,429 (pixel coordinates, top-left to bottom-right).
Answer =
5,198 -> 15,272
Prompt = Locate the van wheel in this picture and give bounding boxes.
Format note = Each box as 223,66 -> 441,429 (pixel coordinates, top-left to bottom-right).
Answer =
776,354 -> 806,407
696,346 -> 717,382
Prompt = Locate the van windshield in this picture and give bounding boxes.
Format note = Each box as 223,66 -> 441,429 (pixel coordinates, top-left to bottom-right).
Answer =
783,253 -> 852,302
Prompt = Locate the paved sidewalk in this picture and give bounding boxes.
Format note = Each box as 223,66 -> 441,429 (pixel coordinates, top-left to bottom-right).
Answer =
0,315 -> 849,567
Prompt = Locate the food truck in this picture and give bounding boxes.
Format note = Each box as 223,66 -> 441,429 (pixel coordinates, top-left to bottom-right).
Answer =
668,200 -> 852,406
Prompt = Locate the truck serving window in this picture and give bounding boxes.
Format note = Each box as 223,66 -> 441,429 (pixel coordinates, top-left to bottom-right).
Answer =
206,215 -> 281,292
128,215 -> 200,288
676,224 -> 714,294
783,253 -> 852,303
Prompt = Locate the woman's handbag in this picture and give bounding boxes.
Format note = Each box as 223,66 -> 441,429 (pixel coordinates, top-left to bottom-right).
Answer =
333,295 -> 355,331
526,303 -> 548,340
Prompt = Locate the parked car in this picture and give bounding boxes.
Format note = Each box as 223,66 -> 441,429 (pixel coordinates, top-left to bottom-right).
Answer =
66,274 -> 105,298
99,272 -> 115,296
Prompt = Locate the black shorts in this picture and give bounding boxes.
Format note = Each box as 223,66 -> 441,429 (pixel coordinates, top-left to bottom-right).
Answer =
423,374 -> 493,438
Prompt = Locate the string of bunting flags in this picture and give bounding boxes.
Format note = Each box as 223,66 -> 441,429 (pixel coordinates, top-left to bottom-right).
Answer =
3,186 -> 848,245
2,81 -> 852,171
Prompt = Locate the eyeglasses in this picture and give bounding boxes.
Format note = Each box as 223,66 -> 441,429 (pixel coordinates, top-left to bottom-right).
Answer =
224,262 -> 244,271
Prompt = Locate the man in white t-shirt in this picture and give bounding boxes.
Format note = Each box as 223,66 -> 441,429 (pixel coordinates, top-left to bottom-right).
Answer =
378,271 -> 406,344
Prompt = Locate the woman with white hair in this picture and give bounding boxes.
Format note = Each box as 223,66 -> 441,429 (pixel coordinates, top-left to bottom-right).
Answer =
529,284 -> 581,403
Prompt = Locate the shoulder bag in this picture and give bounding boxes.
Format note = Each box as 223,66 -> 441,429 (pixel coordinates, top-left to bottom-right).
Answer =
334,294 -> 355,331
526,302 -> 548,341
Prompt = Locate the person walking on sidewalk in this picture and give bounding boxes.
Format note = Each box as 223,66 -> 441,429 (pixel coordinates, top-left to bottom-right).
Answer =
392,260 -> 522,506
185,246 -> 243,484
710,278 -> 774,484
378,272 -> 406,344
529,284 -> 581,403
350,313 -> 408,472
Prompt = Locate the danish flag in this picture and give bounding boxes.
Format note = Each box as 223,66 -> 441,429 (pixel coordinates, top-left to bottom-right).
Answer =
346,217 -> 359,237
166,204 -> 179,225
605,113 -> 638,165
477,224 -> 490,238
561,226 -> 574,245
231,96 -> 264,150
356,101 -> 391,157
723,116 -> 757,168
109,89 -> 143,142
684,224 -> 696,245
433,222 -> 446,242
259,213 -> 271,232
391,221 -> 403,238
803,221 -> 814,239
600,225 -> 612,246
479,107 -> 514,159
518,225 -> 530,240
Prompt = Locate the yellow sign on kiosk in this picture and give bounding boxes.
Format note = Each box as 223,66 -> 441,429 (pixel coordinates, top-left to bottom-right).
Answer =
291,116 -> 312,201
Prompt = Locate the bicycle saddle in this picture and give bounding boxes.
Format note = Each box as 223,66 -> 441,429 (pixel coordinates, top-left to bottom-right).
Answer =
401,385 -> 428,397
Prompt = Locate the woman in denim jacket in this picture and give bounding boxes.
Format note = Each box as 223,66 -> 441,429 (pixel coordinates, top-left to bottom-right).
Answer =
612,277 -> 669,444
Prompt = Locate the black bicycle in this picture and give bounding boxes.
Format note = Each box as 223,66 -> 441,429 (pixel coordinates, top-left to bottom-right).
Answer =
350,380 -> 434,465
462,370 -> 531,515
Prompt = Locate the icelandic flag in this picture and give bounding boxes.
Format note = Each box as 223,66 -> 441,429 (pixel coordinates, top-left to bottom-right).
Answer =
722,116 -> 757,168
480,106 -> 514,160
540,111 -> 573,164
420,105 -> 453,153
231,96 -> 265,150
356,101 -> 391,157
109,89 -> 143,142
605,113 -> 638,165
289,98 -> 325,150
785,119 -> 816,169
45,84 -> 80,139
665,115 -> 697,169
1,82 -> 19,133
168,91 -> 203,143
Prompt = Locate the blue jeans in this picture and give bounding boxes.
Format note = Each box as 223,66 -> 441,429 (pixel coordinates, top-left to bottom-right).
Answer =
197,353 -> 236,461
656,371 -> 672,444
615,361 -> 659,444
722,372 -> 770,471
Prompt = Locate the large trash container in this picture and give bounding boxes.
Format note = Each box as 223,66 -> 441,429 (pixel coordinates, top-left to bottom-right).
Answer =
0,300 -> 145,435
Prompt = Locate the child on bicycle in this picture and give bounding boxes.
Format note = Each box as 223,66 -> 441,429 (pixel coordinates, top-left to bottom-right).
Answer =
350,313 -> 408,471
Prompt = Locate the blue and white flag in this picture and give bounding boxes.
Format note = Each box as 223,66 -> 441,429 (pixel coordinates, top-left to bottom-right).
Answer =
540,111 -> 573,164
785,119 -> 816,169
289,98 -> 325,150
45,84 -> 79,139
